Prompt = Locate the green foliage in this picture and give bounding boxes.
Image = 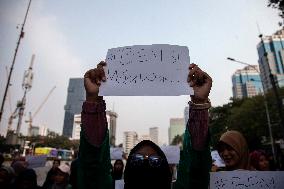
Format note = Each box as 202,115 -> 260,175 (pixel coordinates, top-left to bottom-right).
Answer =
171,134 -> 184,145
210,87 -> 284,150
268,0 -> 284,18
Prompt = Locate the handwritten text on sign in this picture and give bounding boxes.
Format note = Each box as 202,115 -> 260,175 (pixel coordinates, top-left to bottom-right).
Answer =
99,44 -> 193,96
210,171 -> 284,189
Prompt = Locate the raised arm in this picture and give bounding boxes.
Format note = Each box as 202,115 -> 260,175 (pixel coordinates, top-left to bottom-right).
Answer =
174,64 -> 212,189
78,61 -> 112,189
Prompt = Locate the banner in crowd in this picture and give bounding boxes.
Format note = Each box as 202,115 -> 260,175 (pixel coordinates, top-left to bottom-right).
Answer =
110,147 -> 123,160
160,145 -> 180,164
26,155 -> 47,169
99,44 -> 192,96
210,171 -> 284,189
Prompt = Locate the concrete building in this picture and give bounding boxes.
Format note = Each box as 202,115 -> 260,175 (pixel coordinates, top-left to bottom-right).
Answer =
168,118 -> 185,144
123,131 -> 138,154
72,114 -> 81,140
138,134 -> 151,142
30,126 -> 39,136
106,111 -> 118,147
184,106 -> 189,126
62,78 -> 85,137
40,125 -> 48,136
149,127 -> 159,145
257,28 -> 284,92
232,65 -> 263,99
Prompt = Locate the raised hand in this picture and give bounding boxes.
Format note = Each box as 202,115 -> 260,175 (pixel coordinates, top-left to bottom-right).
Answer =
84,61 -> 106,102
187,63 -> 212,103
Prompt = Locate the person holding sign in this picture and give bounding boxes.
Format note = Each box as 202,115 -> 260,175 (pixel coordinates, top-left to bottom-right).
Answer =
78,61 -> 212,189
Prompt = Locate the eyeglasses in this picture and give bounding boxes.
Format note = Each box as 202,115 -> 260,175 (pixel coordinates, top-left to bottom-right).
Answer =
129,153 -> 165,168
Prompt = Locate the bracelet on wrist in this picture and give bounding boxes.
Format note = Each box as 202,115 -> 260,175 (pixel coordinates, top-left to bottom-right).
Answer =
188,99 -> 211,110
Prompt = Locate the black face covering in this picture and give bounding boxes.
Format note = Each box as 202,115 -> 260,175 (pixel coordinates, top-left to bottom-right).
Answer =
124,140 -> 172,189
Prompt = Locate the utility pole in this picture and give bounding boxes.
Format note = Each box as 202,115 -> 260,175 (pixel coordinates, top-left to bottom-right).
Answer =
259,34 -> 284,138
0,0 -> 32,125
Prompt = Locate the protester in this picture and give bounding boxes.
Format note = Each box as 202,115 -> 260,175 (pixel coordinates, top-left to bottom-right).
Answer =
11,159 -> 28,176
217,130 -> 250,170
112,159 -> 124,180
70,158 -> 78,189
0,153 -> 4,167
42,159 -> 61,188
78,62 -> 212,189
43,164 -> 71,189
0,166 -> 15,189
250,150 -> 270,171
12,168 -> 40,189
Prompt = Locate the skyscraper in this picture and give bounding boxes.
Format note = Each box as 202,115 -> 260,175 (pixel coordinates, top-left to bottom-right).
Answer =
232,66 -> 263,99
168,118 -> 185,144
72,114 -> 81,140
149,127 -> 158,145
106,110 -> 118,147
257,28 -> 284,92
62,78 -> 85,137
123,131 -> 138,154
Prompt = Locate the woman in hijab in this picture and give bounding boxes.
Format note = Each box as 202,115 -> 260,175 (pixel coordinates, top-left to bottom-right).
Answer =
250,150 -> 270,171
124,140 -> 172,189
217,130 -> 250,170
112,159 -> 124,181
78,62 -> 212,189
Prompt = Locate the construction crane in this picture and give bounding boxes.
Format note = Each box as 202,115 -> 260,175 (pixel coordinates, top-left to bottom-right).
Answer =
26,86 -> 56,136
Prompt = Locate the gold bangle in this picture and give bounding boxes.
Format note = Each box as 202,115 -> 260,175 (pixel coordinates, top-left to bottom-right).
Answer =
188,99 -> 211,110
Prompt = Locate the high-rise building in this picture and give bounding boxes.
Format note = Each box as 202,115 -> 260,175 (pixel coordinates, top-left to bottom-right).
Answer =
72,114 -> 81,140
62,78 -> 85,137
257,28 -> 284,92
106,111 -> 118,147
232,66 -> 263,99
138,134 -> 151,142
149,127 -> 158,144
30,126 -> 39,136
184,106 -> 189,126
40,125 -> 49,136
168,118 -> 185,144
123,131 -> 138,154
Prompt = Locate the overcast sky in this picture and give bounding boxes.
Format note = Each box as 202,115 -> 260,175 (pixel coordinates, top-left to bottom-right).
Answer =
0,0 -> 281,144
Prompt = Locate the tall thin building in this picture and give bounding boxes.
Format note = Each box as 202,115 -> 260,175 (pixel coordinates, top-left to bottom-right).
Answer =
149,127 -> 158,145
106,110 -> 118,147
257,28 -> 284,92
184,106 -> 189,126
123,131 -> 138,155
62,78 -> 85,137
168,118 -> 185,145
232,66 -> 263,99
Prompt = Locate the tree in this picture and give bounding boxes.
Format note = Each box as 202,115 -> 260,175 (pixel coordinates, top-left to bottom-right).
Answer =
209,87 -> 284,151
268,0 -> 284,18
171,134 -> 184,146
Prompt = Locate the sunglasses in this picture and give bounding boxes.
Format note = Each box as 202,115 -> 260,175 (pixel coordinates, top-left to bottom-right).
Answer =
129,153 -> 165,168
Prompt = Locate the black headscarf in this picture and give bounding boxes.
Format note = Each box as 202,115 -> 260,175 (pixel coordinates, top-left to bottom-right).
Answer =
124,140 -> 172,189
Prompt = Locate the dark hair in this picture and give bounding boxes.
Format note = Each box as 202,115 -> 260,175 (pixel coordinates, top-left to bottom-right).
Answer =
124,140 -> 172,189
53,159 -> 61,165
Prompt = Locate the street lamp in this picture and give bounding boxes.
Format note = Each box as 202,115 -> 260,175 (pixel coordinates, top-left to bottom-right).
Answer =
227,57 -> 276,163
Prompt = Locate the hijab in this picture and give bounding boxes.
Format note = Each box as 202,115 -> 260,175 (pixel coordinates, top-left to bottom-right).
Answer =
218,130 -> 250,170
124,140 -> 172,189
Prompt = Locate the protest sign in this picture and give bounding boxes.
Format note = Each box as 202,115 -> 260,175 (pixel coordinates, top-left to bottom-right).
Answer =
210,171 -> 284,189
26,155 -> 47,169
99,44 -> 192,96
115,179 -> 124,189
211,150 -> 225,167
160,145 -> 180,164
110,147 -> 123,160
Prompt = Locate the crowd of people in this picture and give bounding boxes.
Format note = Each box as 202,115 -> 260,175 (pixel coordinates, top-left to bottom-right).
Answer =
0,62 -> 282,189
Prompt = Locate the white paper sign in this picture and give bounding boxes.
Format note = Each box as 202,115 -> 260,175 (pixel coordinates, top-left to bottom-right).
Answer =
210,171 -> 284,189
160,145 -> 180,164
115,179 -> 124,189
211,150 -> 225,167
99,44 -> 192,96
26,155 -> 47,169
110,147 -> 123,160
